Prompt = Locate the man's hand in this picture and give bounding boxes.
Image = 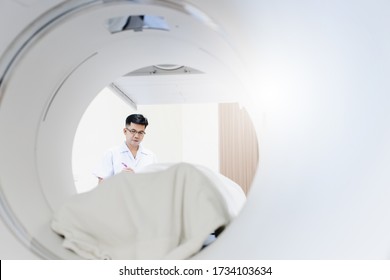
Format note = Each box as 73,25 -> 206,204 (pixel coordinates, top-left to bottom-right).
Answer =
122,167 -> 134,173
121,162 -> 134,173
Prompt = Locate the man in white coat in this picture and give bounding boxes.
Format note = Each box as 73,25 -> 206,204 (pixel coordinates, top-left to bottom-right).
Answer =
93,114 -> 157,183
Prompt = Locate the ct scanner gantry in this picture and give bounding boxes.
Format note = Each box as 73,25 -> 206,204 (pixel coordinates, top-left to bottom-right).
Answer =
1,0 -> 390,259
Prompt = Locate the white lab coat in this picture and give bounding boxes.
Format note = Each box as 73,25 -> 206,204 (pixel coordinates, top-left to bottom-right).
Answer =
93,141 -> 157,179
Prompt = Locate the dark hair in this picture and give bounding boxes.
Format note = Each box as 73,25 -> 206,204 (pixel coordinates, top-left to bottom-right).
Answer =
125,114 -> 148,128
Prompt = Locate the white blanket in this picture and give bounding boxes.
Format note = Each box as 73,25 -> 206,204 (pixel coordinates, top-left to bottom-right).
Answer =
51,163 -> 246,259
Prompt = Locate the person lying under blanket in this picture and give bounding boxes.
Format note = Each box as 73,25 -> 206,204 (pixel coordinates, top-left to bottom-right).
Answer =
51,162 -> 246,259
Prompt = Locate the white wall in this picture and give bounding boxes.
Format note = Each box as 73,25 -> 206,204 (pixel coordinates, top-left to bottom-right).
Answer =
140,103 -> 219,172
72,87 -> 219,193
182,103 -> 219,171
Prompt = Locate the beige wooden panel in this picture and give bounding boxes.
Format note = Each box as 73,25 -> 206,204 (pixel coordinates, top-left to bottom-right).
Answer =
219,103 -> 259,194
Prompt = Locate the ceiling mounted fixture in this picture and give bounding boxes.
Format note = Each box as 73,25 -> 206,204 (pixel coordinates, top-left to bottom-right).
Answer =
125,65 -> 203,76
153,64 -> 184,71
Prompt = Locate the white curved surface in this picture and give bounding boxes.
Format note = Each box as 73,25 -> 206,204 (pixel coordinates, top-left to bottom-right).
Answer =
1,0 -> 390,260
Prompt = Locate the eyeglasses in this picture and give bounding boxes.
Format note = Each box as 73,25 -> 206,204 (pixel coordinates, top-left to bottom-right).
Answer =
125,127 -> 146,136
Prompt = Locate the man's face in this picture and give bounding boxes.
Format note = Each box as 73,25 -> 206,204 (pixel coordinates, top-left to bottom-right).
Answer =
124,123 -> 146,148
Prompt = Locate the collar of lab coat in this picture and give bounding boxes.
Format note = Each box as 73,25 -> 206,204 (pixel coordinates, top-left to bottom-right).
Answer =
120,141 -> 151,156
